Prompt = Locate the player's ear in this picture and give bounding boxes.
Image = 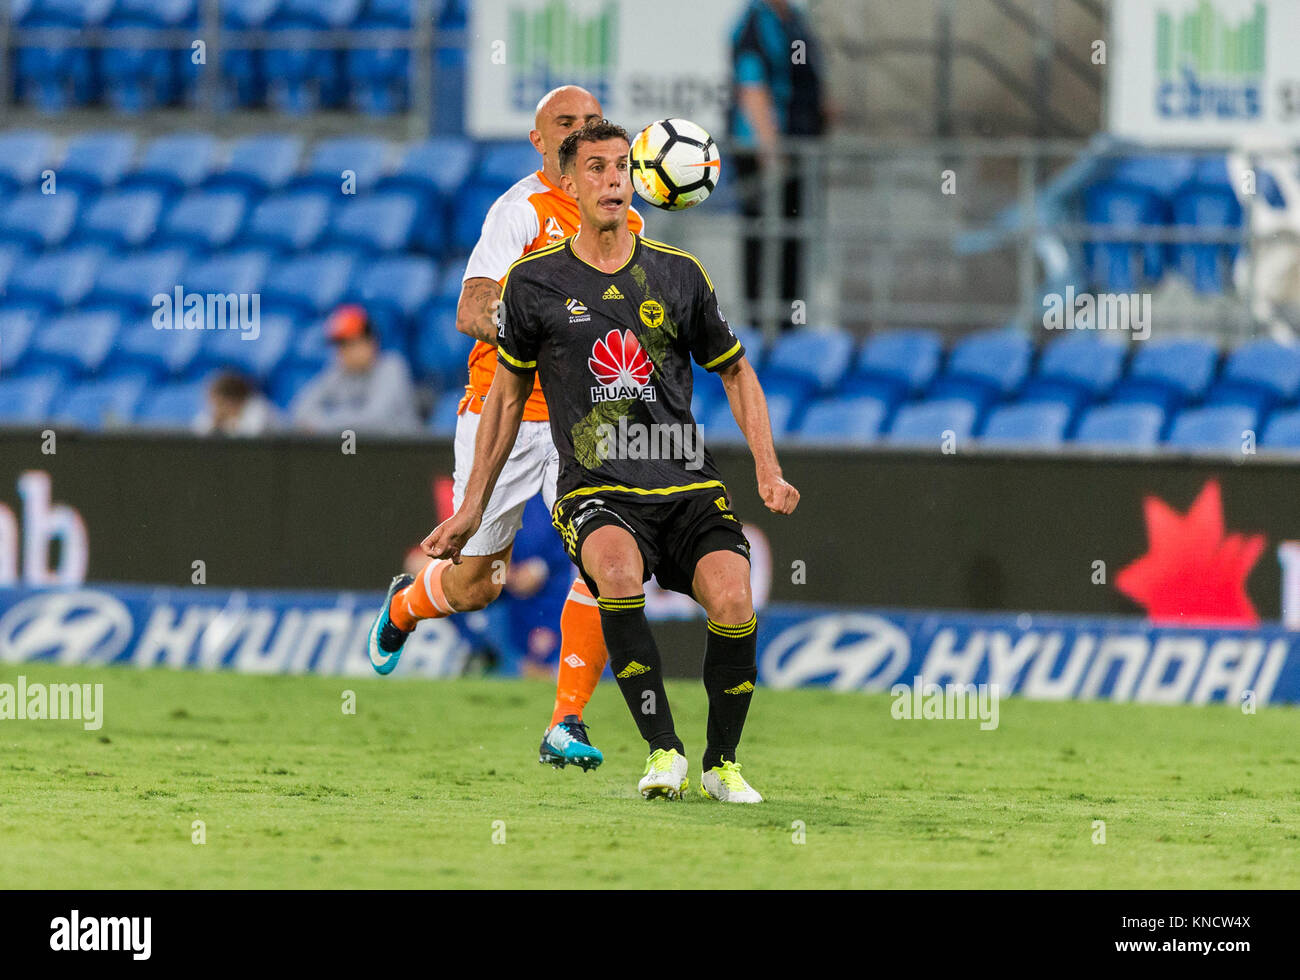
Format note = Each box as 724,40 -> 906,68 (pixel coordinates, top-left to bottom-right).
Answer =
559,171 -> 575,196
528,129 -> 544,154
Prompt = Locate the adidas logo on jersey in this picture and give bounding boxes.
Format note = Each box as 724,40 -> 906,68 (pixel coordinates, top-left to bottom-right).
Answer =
602,284 -> 624,300
616,661 -> 651,679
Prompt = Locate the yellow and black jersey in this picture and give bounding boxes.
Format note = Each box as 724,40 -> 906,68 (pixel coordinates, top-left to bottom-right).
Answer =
497,233 -> 745,504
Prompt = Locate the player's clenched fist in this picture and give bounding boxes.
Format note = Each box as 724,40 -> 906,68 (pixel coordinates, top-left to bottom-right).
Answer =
421,509 -> 483,563
759,474 -> 799,514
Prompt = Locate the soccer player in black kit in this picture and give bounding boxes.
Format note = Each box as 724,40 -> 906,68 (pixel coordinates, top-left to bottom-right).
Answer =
425,119 -> 799,803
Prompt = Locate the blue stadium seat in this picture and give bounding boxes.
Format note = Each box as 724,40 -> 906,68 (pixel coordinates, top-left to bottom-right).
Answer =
193,311 -> 295,381
111,315 -> 203,378
452,184 -> 507,253
846,328 -> 942,403
29,309 -> 122,374
89,247 -> 190,312
325,190 -> 424,252
1110,338 -> 1219,413
1207,339 -> 1300,414
0,131 -> 54,192
264,0 -> 365,115
157,189 -> 250,250
0,246 -> 26,300
762,328 -> 854,393
220,0 -> 283,109
53,371 -> 151,428
979,401 -> 1070,448
14,4 -> 109,112
270,362 -> 321,410
347,255 -> 437,341
58,132 -> 137,191
77,188 -> 165,248
475,142 -> 540,192
0,371 -> 63,424
930,328 -> 1032,408
1108,154 -> 1198,199
183,249 -> 272,299
1072,402 -> 1165,450
207,134 -> 302,193
428,388 -> 464,436
125,133 -> 219,194
1165,405 -> 1257,452
0,304 -> 43,370
886,398 -> 978,446
0,188 -> 82,249
244,189 -> 334,252
6,246 -> 106,308
1262,409 -> 1300,451
1030,333 -> 1126,399
1083,181 -> 1166,291
413,298 -> 473,384
347,6 -> 413,116
1171,185 -> 1243,294
263,251 -> 357,316
286,316 -> 331,373
134,378 -> 208,429
797,396 -> 888,445
102,0 -> 199,114
381,138 -> 476,199
296,136 -> 390,194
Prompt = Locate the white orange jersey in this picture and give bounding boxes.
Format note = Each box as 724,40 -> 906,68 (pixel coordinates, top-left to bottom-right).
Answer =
459,168 -> 644,421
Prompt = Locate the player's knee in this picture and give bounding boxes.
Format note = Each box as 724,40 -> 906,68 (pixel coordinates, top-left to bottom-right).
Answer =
705,577 -> 753,625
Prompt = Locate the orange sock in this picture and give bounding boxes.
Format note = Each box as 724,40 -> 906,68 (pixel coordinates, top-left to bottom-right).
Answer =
389,558 -> 457,631
550,580 -> 610,726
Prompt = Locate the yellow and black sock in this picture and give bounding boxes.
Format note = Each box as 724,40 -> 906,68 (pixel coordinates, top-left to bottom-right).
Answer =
597,594 -> 683,755
701,615 -> 758,772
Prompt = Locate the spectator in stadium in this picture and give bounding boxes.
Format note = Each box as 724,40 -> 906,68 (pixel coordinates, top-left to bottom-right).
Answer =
728,0 -> 829,332
291,304 -> 420,435
194,371 -> 280,437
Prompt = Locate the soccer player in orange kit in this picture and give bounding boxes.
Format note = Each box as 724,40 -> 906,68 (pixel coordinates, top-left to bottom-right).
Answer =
367,85 -> 643,773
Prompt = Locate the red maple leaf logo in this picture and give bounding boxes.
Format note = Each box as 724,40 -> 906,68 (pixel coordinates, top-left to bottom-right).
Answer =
589,329 -> 652,387
1115,479 -> 1264,626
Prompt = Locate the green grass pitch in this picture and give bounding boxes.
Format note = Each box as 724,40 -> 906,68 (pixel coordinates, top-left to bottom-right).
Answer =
1,664 -> 1297,889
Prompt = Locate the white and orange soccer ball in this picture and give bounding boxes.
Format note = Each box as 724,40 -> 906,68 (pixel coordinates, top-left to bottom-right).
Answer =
628,118 -> 720,212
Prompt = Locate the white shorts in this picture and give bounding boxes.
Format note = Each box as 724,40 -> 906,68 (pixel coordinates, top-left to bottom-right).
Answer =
452,410 -> 559,556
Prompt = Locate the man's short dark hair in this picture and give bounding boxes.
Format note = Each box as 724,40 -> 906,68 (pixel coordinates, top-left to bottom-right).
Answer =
558,119 -> 630,175
210,371 -> 255,404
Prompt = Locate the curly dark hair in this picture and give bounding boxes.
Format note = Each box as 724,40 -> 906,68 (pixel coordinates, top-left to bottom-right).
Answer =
558,118 -> 630,175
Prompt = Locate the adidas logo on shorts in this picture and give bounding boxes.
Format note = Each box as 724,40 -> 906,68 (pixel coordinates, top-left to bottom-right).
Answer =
723,681 -> 755,695
616,661 -> 650,678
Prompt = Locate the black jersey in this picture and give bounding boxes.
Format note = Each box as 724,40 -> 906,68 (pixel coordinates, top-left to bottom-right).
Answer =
496,233 -> 745,504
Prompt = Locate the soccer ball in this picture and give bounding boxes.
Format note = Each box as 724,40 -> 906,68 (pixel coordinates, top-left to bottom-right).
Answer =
628,118 -> 720,212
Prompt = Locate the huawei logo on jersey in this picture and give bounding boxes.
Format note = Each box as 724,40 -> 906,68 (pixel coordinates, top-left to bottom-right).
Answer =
589,329 -> 656,403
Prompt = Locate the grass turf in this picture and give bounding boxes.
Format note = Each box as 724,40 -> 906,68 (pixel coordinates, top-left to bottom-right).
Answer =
0,664 -> 1297,889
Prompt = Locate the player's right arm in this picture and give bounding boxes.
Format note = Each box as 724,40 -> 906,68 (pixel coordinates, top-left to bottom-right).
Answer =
456,196 -> 540,345
424,261 -> 543,560
455,278 -> 502,345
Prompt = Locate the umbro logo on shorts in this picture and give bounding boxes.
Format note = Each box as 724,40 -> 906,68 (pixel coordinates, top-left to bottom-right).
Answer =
564,654 -> 586,668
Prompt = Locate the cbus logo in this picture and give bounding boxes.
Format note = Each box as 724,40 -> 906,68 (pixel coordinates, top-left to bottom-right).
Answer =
589,329 -> 656,403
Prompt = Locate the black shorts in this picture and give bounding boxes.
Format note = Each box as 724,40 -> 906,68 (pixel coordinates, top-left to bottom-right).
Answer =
552,489 -> 751,599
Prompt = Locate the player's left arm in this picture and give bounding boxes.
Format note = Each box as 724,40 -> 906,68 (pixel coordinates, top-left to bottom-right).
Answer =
685,261 -> 798,515
718,357 -> 799,515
